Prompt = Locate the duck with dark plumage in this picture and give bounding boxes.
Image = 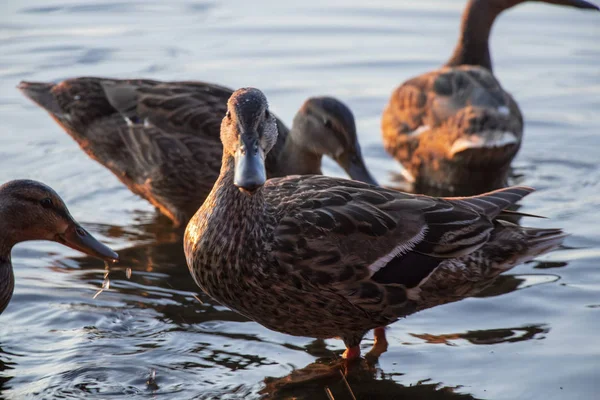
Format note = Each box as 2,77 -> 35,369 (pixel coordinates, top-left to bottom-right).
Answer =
18,78 -> 377,227
185,88 -> 566,364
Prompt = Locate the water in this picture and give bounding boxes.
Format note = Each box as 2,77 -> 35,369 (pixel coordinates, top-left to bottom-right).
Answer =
0,0 -> 599,398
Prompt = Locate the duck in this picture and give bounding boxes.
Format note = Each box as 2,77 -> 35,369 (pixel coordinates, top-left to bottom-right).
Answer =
18,78 -> 377,227
184,88 -> 566,362
0,179 -> 118,315
381,0 -> 599,194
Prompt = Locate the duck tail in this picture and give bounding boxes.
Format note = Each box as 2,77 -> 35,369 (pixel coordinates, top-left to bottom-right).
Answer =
520,225 -> 568,258
17,81 -> 63,115
448,186 -> 535,220
493,220 -> 567,269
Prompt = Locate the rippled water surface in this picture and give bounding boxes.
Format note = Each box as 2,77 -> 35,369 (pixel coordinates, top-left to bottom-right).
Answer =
1,0 -> 599,399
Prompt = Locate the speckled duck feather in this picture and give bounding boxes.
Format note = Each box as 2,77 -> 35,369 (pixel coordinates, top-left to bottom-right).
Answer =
185,166 -> 566,348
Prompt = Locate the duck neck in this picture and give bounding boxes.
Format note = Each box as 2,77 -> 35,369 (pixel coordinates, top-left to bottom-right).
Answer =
199,154 -> 268,238
0,240 -> 15,315
186,154 -> 271,276
445,0 -> 520,72
277,128 -> 323,176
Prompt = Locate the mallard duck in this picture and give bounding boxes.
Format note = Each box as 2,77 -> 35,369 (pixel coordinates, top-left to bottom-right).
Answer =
382,0 -> 599,194
18,78 -> 377,227
184,88 -> 566,361
0,179 -> 118,315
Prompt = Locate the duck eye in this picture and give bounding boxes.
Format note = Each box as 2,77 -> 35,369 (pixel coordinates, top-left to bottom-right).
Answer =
323,119 -> 333,129
40,198 -> 53,208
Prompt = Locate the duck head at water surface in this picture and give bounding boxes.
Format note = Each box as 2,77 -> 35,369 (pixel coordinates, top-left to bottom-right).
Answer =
186,88 -> 565,370
0,180 -> 118,314
382,0 -> 599,195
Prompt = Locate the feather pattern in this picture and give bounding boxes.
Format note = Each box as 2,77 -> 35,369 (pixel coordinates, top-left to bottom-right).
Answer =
187,172 -> 565,347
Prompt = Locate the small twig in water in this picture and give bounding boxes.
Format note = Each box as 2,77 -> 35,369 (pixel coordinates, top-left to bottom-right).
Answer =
193,294 -> 204,304
93,262 -> 111,299
339,370 -> 357,400
324,386 -> 335,400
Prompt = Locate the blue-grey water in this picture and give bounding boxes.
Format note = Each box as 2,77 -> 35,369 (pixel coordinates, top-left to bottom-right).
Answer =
0,0 -> 599,399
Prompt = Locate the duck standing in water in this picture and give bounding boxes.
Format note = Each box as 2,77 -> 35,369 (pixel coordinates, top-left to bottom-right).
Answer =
18,78 -> 377,227
382,0 -> 599,194
185,88 -> 566,361
0,180 -> 118,315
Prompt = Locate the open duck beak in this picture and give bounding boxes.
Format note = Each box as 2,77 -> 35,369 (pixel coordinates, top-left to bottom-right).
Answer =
56,224 -> 119,262
234,135 -> 266,195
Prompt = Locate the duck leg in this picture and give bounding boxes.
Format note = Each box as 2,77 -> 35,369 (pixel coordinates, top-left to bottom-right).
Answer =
365,326 -> 389,363
342,346 -> 361,360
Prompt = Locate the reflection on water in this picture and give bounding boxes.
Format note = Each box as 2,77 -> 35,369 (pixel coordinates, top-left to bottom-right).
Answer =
1,0 -> 600,398
411,324 -> 549,346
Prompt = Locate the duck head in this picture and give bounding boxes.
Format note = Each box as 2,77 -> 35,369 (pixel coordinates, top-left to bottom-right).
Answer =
0,180 -> 118,261
290,97 -> 378,186
220,88 -> 278,195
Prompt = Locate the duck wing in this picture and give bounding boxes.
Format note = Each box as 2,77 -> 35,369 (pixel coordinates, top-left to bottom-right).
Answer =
102,80 -> 289,174
266,177 -> 532,312
267,176 -> 531,275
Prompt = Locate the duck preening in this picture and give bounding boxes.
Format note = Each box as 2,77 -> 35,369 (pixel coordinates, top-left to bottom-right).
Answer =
382,0 -> 599,194
18,78 -> 376,227
184,88 -> 566,361
0,180 -> 118,315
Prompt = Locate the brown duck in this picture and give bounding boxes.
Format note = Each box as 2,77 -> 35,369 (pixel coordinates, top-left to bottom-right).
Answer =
382,0 -> 599,194
18,78 -> 377,227
0,179 -> 118,314
185,88 -> 566,362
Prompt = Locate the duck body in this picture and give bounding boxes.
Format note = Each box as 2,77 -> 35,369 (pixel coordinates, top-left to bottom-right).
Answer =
19,78 -> 376,227
382,65 -> 522,193
382,0 -> 599,194
185,88 -> 566,354
0,179 -> 118,315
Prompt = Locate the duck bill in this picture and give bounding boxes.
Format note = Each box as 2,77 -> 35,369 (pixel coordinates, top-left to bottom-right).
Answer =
234,135 -> 266,195
56,224 -> 119,262
543,0 -> 599,10
339,151 -> 378,186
